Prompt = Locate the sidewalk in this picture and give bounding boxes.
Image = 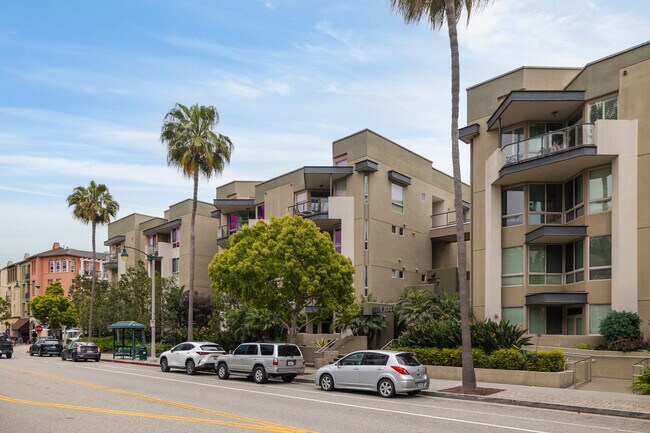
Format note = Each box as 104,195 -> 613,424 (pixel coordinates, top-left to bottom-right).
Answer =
101,357 -> 650,420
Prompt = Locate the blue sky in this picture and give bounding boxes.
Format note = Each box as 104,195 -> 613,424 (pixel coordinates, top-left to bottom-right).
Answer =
1,0 -> 648,266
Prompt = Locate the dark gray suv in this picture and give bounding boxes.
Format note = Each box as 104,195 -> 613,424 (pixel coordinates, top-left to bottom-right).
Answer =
215,342 -> 304,384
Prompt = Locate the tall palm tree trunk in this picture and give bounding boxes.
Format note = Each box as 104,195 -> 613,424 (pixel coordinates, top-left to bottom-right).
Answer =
444,0 -> 476,390
188,171 -> 198,341
89,221 -> 96,343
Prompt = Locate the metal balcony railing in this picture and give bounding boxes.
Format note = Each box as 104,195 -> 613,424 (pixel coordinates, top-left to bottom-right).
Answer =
501,123 -> 594,167
431,210 -> 470,228
289,198 -> 329,217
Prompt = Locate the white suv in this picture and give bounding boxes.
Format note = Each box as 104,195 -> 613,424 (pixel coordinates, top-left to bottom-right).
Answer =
159,341 -> 225,375
215,342 -> 304,383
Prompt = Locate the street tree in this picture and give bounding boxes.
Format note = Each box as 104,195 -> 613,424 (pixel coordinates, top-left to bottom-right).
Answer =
29,281 -> 78,334
67,180 -> 119,342
69,275 -> 112,337
0,298 -> 10,324
391,0 -> 491,391
161,103 -> 233,341
209,215 -> 355,343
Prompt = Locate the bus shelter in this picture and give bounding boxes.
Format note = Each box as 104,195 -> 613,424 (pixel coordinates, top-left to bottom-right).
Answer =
108,321 -> 146,360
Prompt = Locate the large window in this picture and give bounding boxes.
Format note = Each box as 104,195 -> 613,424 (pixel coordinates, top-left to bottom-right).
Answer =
564,174 -> 584,222
589,166 -> 612,214
528,245 -> 562,285
565,240 -> 584,284
391,183 -> 404,214
334,179 -> 347,197
49,260 -> 54,273
589,304 -> 611,334
589,236 -> 611,280
171,228 -> 180,248
502,246 -> 524,286
502,186 -> 524,227
502,307 -> 523,328
589,97 -> 617,123
528,184 -> 562,224
256,203 -> 265,220
501,126 -> 524,147
172,258 -> 179,281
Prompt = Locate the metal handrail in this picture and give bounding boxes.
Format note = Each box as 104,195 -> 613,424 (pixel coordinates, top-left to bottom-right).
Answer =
564,353 -> 593,388
315,337 -> 339,353
632,357 -> 650,394
431,210 -> 471,228
381,339 -> 398,350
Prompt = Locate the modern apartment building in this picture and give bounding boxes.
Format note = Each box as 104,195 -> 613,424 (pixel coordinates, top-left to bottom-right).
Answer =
461,42 -> 650,340
104,199 -> 219,296
213,129 -> 469,338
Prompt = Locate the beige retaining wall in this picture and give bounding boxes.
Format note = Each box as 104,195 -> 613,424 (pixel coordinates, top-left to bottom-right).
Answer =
426,365 -> 575,388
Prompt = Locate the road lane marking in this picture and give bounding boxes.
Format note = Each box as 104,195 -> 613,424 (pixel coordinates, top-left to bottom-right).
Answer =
0,394 -> 309,432
75,365 -> 649,433
0,365 -> 314,433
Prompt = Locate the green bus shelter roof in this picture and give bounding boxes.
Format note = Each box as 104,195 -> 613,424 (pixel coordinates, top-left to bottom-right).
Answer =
108,321 -> 146,330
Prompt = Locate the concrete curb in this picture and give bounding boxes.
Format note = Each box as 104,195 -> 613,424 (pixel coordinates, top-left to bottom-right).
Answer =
101,357 -> 159,367
296,376 -> 650,420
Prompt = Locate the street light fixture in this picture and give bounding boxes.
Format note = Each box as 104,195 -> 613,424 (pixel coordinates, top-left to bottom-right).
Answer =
120,246 -> 160,359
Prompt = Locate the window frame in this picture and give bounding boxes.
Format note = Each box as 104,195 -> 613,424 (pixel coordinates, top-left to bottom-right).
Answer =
502,246 -> 524,286
528,244 -> 563,285
589,235 -> 612,280
588,165 -> 612,215
172,228 -> 180,248
528,183 -> 563,225
564,174 -> 584,222
502,185 -> 524,227
589,96 -> 618,123
565,240 -> 584,284
391,183 -> 404,214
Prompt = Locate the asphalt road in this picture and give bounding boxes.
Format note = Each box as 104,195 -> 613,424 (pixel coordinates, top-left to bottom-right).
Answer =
0,348 -> 647,433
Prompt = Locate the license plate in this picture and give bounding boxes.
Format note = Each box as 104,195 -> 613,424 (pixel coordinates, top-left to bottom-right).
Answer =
417,382 -> 425,388
287,360 -> 295,366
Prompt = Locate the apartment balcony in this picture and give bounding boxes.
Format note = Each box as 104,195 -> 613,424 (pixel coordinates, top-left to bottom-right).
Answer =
497,123 -> 615,185
430,210 -> 471,242
104,253 -> 119,269
289,198 -> 329,218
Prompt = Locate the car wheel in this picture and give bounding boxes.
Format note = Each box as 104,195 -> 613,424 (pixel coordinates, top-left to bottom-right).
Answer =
29,352 -> 34,357
407,390 -> 421,396
378,378 -> 396,398
72,353 -> 78,362
253,366 -> 267,384
39,351 -> 43,357
61,353 -> 66,361
5,353 -> 11,359
95,358 -> 100,362
160,357 -> 170,372
185,359 -> 196,375
216,363 -> 230,380
281,375 -> 296,383
319,374 -> 334,391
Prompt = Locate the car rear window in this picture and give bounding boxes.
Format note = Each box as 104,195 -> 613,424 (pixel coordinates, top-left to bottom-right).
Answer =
396,353 -> 421,366
44,341 -> 59,346
277,345 -> 301,357
200,344 -> 224,352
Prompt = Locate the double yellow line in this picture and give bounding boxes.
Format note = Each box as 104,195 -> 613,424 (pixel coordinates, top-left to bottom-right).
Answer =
0,365 -> 315,433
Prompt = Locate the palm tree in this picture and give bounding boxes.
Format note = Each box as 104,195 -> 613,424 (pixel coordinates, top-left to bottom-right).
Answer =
67,180 -> 119,342
391,0 -> 490,390
161,103 -> 233,341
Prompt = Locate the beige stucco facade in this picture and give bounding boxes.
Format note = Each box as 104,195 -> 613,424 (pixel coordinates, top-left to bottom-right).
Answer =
464,42 -> 650,336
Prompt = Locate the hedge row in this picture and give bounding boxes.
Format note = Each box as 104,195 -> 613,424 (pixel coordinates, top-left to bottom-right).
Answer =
395,346 -> 564,372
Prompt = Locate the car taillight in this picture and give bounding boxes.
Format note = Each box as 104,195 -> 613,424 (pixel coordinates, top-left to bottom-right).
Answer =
391,365 -> 410,375
423,366 -> 427,374
196,351 -> 210,355
273,357 -> 278,366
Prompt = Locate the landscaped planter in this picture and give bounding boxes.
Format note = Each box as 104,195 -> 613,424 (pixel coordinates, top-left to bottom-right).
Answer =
426,365 -> 575,388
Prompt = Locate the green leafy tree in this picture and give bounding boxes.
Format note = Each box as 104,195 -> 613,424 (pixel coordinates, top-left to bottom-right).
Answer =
0,298 -> 10,323
69,275 -> 112,337
111,261 -> 152,326
29,281 -> 78,334
395,288 -> 460,327
209,215 -> 355,343
391,0 -> 491,391
161,103 -> 233,341
67,180 -> 119,341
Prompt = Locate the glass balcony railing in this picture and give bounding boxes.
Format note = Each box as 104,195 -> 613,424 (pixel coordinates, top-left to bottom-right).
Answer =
431,210 -> 471,228
501,123 -> 594,167
289,198 -> 329,217
217,225 -> 231,240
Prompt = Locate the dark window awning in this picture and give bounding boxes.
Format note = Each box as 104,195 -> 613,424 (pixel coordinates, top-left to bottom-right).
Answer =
142,219 -> 181,236
212,199 -> 256,216
11,318 -> 30,331
487,90 -> 585,132
459,124 -> 480,144
525,225 -> 587,244
354,159 -> 379,173
388,170 -> 411,186
104,235 -> 126,246
526,292 -> 587,305
303,166 -> 353,190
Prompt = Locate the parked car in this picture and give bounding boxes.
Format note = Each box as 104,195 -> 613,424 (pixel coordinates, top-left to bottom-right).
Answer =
215,342 -> 304,384
29,339 -> 63,357
60,342 -> 101,362
315,350 -> 430,398
159,342 -> 226,375
0,336 -> 13,358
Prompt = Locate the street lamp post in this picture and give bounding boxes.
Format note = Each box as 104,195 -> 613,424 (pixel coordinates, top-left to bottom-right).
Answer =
120,246 -> 160,359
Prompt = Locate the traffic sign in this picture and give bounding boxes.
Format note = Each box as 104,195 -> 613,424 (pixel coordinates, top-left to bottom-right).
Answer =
35,325 -> 43,333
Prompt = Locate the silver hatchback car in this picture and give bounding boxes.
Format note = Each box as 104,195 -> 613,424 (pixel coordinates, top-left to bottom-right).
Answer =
315,350 -> 429,398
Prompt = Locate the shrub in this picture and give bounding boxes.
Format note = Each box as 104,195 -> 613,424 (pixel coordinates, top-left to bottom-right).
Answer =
313,338 -> 330,348
632,369 -> 650,395
599,311 -> 642,343
472,348 -> 490,368
607,337 -> 646,352
81,336 -> 113,352
575,343 -> 593,350
489,348 -> 524,370
523,350 -> 564,372
472,320 -> 531,354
